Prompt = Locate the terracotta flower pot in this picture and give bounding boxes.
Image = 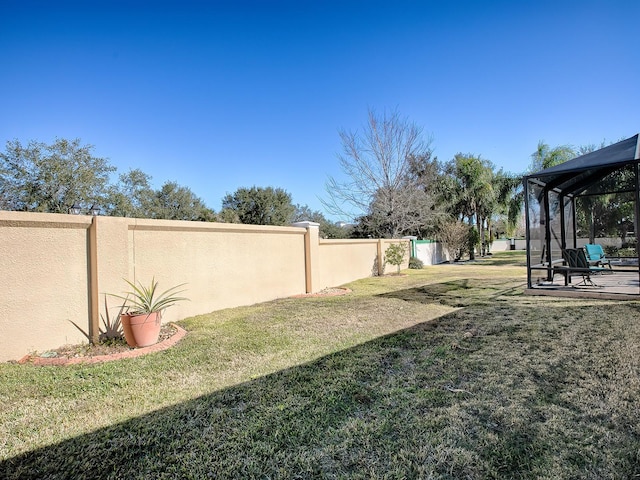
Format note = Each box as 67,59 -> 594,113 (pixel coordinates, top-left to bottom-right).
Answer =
120,312 -> 162,348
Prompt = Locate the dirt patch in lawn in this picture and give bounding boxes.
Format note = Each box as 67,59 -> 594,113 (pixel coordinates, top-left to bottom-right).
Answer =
290,287 -> 352,298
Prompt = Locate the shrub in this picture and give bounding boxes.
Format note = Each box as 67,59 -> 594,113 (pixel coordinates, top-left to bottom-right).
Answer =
618,247 -> 636,257
439,220 -> 469,261
408,256 -> 424,269
384,242 -> 408,274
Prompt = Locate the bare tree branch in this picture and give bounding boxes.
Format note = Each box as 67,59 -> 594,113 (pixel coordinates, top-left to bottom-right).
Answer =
323,108 -> 438,237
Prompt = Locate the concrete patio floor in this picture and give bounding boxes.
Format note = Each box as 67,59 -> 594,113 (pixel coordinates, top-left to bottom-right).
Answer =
526,270 -> 640,300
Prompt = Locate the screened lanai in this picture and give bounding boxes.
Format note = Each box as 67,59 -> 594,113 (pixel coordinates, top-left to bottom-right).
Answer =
524,134 -> 640,298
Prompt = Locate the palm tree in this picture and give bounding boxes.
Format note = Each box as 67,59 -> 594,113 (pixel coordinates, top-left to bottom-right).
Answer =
530,141 -> 575,171
496,141 -> 576,242
494,171 -> 525,239
443,154 -> 496,259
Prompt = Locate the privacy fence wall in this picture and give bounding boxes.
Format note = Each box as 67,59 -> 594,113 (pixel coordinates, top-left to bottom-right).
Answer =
0,212 -> 408,362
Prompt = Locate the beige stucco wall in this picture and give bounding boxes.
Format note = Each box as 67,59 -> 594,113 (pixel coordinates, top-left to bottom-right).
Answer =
0,213 -> 308,361
0,212 -> 410,362
0,212 -> 93,360
318,239 -> 380,289
122,220 -> 307,323
318,238 -> 410,289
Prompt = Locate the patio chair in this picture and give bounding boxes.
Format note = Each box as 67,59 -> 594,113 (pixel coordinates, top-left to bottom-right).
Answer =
561,248 -> 607,286
584,244 -> 612,269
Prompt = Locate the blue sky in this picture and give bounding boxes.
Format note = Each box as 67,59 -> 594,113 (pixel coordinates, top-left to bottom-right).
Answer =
2,0 -> 639,221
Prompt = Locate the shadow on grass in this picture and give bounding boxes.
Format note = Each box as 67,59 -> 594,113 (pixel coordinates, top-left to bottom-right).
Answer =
3,282 -> 639,479
378,278 -> 525,307
440,252 -> 527,268
477,255 -> 527,267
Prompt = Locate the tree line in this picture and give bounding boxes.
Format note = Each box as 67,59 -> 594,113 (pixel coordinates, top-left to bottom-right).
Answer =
0,111 -> 617,257
323,109 -> 623,260
323,109 -> 525,259
0,138 -> 345,238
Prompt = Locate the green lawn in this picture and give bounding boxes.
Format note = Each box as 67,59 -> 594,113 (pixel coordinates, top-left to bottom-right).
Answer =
1,251 -> 639,479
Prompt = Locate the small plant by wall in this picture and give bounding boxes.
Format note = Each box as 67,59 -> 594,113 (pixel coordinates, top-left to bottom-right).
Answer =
408,256 -> 424,269
70,296 -> 125,343
385,243 -> 408,274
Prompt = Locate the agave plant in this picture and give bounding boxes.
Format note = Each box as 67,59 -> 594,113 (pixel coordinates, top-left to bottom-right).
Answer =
70,295 -> 126,343
99,295 -> 125,340
112,278 -> 188,315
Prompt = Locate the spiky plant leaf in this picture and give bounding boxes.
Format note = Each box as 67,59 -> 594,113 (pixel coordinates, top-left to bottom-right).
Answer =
111,277 -> 188,314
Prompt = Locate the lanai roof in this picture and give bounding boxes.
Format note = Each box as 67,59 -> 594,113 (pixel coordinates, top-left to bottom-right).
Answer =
524,134 -> 640,197
523,133 -> 640,298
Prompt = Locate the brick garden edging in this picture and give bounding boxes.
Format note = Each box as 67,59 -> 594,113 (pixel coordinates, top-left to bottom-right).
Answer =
18,324 -> 187,366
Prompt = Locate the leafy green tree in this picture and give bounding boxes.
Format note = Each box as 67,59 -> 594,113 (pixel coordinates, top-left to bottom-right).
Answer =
478,167 -> 526,253
107,168 -> 155,218
573,141 -> 632,244
0,138 -> 115,213
493,170 -> 526,239
406,153 -> 448,239
292,204 -> 349,238
441,154 -> 496,258
487,141 -> 617,248
530,141 -> 575,171
149,181 -> 216,221
217,207 -> 241,224
491,141 -> 579,243
347,214 -> 377,239
293,204 -> 320,223
468,226 -> 480,259
0,138 -> 217,222
528,140 -> 629,245
221,186 -> 295,226
384,242 -> 408,274
107,172 -> 215,221
322,222 -> 352,239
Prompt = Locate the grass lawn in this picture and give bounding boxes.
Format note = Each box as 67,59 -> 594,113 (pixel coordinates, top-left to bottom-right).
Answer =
1,250 -> 639,479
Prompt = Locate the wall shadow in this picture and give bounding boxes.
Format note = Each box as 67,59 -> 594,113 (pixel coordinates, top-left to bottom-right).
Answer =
2,280 -> 636,479
3,315 -> 464,479
377,278 -> 524,308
